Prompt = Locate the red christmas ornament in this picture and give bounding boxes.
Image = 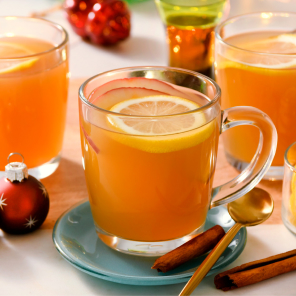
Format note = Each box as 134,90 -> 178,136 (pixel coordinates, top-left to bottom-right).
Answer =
64,0 -> 99,37
85,0 -> 131,45
0,153 -> 49,234
64,0 -> 131,45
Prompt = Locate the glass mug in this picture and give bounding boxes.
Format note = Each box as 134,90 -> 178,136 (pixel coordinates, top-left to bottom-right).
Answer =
0,17 -> 69,179
79,66 -> 277,256
215,12 -> 296,180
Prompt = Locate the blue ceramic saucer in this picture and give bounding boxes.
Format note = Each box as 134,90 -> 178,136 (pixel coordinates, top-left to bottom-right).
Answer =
53,200 -> 247,286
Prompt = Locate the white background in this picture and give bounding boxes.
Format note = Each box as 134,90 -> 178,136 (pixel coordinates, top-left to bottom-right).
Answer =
1,0 -> 296,295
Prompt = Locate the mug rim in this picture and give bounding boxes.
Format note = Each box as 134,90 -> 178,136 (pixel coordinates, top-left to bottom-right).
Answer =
215,11 -> 296,58
0,16 -> 69,60
79,66 -> 221,118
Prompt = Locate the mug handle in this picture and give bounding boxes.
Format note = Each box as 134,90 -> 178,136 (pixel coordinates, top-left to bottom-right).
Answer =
211,106 -> 277,208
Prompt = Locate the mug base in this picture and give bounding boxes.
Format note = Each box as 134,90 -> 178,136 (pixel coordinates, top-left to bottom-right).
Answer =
225,151 -> 284,181
28,153 -> 61,179
282,217 -> 296,236
95,223 -> 205,257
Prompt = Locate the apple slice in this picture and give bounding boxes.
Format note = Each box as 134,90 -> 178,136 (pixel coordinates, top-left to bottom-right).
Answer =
80,124 -> 100,154
88,77 -> 192,103
91,87 -> 169,109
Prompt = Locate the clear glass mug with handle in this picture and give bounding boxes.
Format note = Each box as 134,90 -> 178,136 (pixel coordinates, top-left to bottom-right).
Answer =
79,66 -> 277,256
215,12 -> 296,180
0,16 -> 69,179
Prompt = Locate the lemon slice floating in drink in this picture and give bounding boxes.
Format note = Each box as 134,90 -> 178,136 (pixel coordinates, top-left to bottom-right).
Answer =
107,95 -> 215,153
243,33 -> 296,68
0,41 -> 35,57
221,33 -> 296,70
0,41 -> 38,74
247,33 -> 296,54
109,95 -> 201,134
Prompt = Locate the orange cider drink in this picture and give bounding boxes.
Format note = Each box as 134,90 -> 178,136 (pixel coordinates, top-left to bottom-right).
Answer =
82,84 -> 220,242
79,67 -> 277,255
215,13 -> 296,179
0,17 -> 69,178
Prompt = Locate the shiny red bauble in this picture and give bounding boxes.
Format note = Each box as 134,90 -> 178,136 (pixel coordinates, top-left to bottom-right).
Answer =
64,0 -> 131,45
64,0 -> 99,37
0,176 -> 49,234
85,0 -> 130,45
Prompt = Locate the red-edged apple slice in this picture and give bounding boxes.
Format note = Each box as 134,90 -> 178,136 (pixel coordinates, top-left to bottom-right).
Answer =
88,78 -> 192,103
91,87 -> 169,109
80,124 -> 100,154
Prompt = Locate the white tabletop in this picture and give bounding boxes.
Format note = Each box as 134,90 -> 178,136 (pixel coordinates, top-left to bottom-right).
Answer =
2,226 -> 296,296
1,0 -> 296,295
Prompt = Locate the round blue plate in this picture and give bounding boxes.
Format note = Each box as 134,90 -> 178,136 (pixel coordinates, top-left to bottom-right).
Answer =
53,200 -> 247,286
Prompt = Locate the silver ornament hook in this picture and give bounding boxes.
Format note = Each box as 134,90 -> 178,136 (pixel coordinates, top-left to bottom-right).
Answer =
7,152 -> 25,164
5,153 -> 28,182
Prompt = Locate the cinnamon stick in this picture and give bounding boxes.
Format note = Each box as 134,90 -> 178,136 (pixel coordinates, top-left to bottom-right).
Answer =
152,225 -> 225,273
214,249 -> 296,291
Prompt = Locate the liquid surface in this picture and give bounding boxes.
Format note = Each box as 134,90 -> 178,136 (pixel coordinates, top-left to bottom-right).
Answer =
0,36 -> 69,168
0,36 -> 52,58
216,31 -> 296,166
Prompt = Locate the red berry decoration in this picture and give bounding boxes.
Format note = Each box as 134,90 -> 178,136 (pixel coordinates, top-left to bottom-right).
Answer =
0,153 -> 49,234
64,0 -> 131,46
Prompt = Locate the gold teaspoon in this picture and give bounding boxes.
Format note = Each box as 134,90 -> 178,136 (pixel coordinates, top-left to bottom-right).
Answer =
179,188 -> 274,296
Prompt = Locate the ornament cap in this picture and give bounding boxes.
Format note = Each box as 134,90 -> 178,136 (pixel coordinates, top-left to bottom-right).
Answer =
5,153 -> 29,182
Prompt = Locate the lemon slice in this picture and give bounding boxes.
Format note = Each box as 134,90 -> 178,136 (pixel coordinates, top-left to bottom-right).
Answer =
0,41 -> 34,57
220,33 -> 296,70
107,95 -> 215,153
109,96 -> 202,135
0,41 -> 38,74
247,33 -> 296,54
